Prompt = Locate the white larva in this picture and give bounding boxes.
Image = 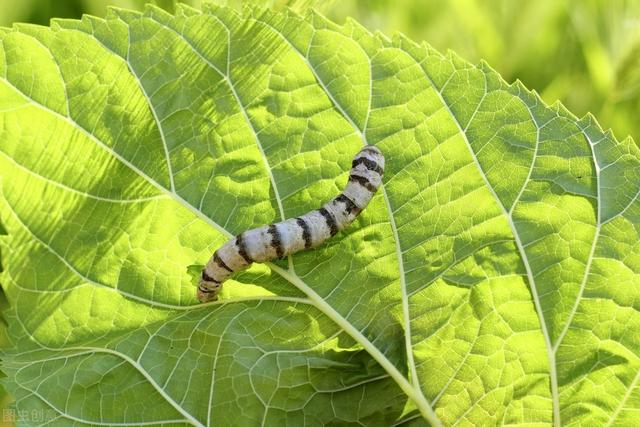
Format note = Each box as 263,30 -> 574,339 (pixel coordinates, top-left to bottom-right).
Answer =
198,145 -> 385,302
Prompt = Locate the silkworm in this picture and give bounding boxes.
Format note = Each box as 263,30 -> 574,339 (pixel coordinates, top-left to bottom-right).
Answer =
198,145 -> 385,302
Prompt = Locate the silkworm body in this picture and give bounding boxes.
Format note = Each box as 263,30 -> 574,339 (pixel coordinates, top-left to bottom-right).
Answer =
198,145 -> 385,302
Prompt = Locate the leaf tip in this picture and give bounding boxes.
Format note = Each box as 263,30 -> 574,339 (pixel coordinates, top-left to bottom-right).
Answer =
143,3 -> 172,19
106,5 -> 143,22
174,2 -> 201,16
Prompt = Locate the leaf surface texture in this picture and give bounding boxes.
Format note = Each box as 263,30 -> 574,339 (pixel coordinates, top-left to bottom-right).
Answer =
0,5 -> 639,426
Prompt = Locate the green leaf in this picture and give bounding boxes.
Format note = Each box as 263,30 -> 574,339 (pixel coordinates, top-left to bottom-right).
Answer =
1,4 -> 639,426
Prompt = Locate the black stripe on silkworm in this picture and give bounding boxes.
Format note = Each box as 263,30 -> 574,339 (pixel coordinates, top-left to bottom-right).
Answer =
197,146 -> 385,303
349,173 -> 377,192
201,270 -> 217,283
318,207 -> 339,236
296,217 -> 313,249
267,224 -> 284,258
352,156 -> 384,175
235,233 -> 253,264
335,193 -> 361,215
214,252 -> 232,272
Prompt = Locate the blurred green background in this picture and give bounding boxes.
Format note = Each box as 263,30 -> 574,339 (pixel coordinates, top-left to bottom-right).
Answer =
0,0 -> 638,143
0,0 -> 638,423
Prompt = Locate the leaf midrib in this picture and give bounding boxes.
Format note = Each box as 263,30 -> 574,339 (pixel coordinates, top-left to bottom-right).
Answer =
413,54 -> 606,427
413,59 -> 562,426
252,10 -> 424,397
